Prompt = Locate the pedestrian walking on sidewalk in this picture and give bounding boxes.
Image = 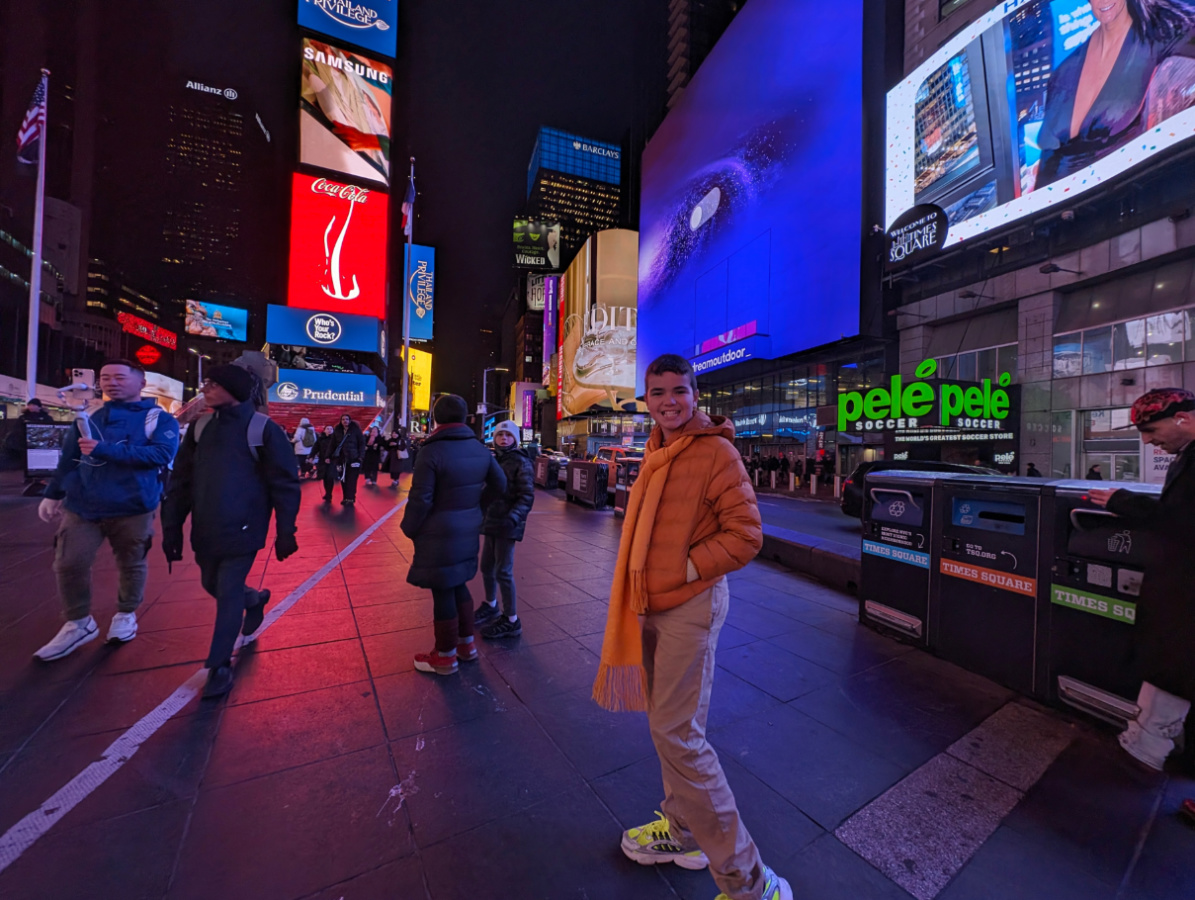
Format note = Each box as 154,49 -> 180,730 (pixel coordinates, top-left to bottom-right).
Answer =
384,426 -> 410,487
291,417 -> 317,479
326,414 -> 365,504
34,360 -> 180,661
401,394 -> 505,676
1090,388 -> 1195,779
362,425 -> 383,486
314,424 -> 336,489
593,353 -> 790,900
160,365 -> 301,699
476,420 -> 534,640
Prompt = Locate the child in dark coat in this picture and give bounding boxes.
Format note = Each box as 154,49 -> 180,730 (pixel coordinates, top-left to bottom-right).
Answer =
476,421 -> 535,639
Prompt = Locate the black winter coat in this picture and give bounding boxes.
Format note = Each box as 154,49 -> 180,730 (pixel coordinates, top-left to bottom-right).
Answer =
162,401 -> 301,558
400,424 -> 506,589
331,423 -> 366,462
313,433 -> 337,465
482,447 -> 535,541
1106,442 -> 1195,697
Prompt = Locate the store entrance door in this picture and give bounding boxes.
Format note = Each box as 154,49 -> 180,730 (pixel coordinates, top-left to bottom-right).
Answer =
1080,451 -> 1141,483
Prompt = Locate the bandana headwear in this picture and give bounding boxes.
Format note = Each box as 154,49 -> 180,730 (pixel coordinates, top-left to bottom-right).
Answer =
1129,389 -> 1195,428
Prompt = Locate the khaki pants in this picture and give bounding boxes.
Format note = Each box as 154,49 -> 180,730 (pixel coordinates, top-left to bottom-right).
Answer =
643,577 -> 765,900
53,510 -> 156,621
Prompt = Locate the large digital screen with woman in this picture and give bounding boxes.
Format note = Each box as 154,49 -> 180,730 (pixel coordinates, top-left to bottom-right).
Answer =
886,0 -> 1195,248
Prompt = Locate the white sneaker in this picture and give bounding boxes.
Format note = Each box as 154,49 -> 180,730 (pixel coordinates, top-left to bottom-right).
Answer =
34,617 -> 99,661
107,611 -> 138,644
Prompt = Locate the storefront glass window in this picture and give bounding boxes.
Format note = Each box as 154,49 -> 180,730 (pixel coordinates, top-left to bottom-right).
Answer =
976,347 -> 997,383
1081,327 -> 1113,374
1146,313 -> 1186,366
1051,410 -> 1072,478
784,375 -> 806,409
956,352 -> 977,382
997,344 -> 1018,382
1053,332 -> 1082,377
1113,320 -> 1147,369
937,356 -> 956,379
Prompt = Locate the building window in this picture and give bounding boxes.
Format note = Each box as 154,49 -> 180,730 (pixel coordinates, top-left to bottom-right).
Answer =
1053,333 -> 1082,378
940,0 -> 974,19
1082,327 -> 1113,374
938,342 -> 1017,382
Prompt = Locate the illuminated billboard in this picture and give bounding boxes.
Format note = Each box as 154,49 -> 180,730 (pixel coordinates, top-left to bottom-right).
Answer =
287,172 -> 389,320
401,346 -> 432,411
886,0 -> 1195,250
403,244 -> 434,342
298,0 -> 398,58
270,368 -> 384,407
513,218 -> 562,270
541,275 -> 558,385
637,0 -> 862,385
185,299 -> 249,342
558,230 -> 638,419
117,312 -> 177,350
266,305 -> 382,353
301,38 -> 392,186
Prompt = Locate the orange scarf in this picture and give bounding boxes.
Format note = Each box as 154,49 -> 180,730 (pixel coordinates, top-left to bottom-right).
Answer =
592,433 -> 696,711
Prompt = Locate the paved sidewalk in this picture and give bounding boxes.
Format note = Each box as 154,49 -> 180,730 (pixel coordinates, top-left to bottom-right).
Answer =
0,474 -> 1190,899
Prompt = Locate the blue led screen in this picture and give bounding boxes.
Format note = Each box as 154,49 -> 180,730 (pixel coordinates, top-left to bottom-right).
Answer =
297,0 -> 398,58
637,0 -> 862,386
527,127 -> 622,196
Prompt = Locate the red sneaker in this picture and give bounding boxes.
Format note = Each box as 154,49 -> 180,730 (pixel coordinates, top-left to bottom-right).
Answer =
413,649 -> 458,675
457,640 -> 478,662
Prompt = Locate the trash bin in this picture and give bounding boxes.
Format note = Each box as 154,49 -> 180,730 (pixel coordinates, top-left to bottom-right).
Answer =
533,456 -> 559,489
1044,480 -> 1161,724
859,470 -> 953,647
613,459 -> 642,517
566,460 -> 609,509
933,476 -> 1049,696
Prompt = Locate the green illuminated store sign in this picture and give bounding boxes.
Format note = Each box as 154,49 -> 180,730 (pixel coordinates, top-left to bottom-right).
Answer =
838,359 -> 1013,433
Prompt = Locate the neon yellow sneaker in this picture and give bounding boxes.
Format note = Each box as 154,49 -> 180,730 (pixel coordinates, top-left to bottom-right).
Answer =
714,865 -> 792,900
620,811 -> 709,870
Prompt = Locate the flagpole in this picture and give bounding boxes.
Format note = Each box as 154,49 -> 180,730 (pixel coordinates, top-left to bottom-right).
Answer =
400,157 -> 414,430
24,69 -> 49,402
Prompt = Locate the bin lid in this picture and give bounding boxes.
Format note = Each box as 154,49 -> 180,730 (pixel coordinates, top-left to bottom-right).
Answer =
1048,479 -> 1162,497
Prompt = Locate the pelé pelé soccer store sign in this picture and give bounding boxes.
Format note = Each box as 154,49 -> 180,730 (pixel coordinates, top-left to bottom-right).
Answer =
838,359 -> 1018,436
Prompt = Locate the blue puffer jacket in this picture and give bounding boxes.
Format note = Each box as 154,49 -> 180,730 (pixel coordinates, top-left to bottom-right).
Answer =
45,398 -> 179,521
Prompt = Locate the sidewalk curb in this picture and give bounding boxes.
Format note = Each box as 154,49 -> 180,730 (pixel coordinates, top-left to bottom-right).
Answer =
760,524 -> 861,595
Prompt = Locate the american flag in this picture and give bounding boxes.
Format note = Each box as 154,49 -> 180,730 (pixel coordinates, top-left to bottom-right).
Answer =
16,75 -> 47,166
401,172 -> 415,237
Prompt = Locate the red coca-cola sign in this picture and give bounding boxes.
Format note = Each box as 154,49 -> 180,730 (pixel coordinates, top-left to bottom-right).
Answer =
288,172 -> 389,320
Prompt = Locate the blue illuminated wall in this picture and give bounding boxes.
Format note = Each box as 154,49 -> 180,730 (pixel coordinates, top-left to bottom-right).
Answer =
527,127 -> 622,196
637,0 -> 862,387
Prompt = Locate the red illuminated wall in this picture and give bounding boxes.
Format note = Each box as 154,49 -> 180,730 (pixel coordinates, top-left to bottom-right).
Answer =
287,172 -> 389,320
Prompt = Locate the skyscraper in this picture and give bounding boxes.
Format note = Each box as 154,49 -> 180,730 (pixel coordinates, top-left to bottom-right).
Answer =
666,0 -> 746,109
525,127 -> 623,270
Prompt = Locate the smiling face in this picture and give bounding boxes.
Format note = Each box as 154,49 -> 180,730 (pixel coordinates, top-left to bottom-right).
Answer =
1093,0 -> 1127,26
646,370 -> 698,441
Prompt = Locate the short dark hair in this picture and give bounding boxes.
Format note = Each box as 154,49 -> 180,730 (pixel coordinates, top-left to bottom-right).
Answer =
434,393 -> 468,424
644,354 -> 697,392
26,398 -> 43,407
101,358 -> 145,377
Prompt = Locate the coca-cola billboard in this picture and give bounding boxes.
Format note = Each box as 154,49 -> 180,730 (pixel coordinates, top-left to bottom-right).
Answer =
287,172 -> 389,320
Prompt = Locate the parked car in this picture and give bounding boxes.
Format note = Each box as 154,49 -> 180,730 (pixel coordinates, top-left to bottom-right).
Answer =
593,446 -> 644,490
841,460 -> 1003,518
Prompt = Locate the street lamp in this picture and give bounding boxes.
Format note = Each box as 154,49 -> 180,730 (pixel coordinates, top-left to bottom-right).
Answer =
187,347 -> 212,389
481,367 -> 509,413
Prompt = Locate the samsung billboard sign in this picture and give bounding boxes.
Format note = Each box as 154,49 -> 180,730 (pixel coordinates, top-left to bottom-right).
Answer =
266,305 -> 382,354
298,0 -> 398,58
269,368 -> 384,407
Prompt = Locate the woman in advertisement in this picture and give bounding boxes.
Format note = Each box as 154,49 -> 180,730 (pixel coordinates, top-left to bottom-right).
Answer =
1033,0 -> 1195,190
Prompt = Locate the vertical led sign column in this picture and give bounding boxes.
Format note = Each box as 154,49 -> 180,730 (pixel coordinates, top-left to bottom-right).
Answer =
403,244 -> 435,341
287,172 -> 389,320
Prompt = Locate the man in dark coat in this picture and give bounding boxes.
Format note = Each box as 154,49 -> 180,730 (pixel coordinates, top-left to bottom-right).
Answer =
1091,389 -> 1195,775
324,414 -> 365,504
476,420 -> 535,639
161,365 -> 301,699
401,394 -> 505,676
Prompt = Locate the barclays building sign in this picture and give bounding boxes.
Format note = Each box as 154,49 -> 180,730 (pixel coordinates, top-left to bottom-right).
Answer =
298,0 -> 398,58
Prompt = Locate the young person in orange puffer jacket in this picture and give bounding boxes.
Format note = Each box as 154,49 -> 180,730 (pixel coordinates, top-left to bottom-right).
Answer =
593,353 -> 791,900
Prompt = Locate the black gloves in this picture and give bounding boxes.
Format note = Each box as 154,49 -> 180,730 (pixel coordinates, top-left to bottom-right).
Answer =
275,531 -> 299,562
162,529 -> 185,564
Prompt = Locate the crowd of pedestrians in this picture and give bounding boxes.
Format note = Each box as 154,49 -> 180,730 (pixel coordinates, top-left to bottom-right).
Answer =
22,354 -> 1195,897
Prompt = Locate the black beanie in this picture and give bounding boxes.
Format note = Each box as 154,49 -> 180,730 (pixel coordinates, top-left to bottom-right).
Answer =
206,364 -> 255,402
433,393 -> 468,424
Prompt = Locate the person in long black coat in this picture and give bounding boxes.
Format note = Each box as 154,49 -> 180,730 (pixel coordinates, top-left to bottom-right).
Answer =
1091,389 -> 1195,774
161,365 -> 300,699
361,426 -> 383,486
313,425 -> 336,486
476,421 -> 535,640
384,427 -> 410,487
400,395 -> 505,676
328,414 -> 366,504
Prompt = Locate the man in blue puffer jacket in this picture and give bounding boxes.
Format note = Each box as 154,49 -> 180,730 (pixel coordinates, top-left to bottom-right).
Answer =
34,360 -> 179,661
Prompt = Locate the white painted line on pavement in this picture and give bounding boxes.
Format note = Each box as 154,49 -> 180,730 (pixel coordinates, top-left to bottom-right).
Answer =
0,499 -> 407,875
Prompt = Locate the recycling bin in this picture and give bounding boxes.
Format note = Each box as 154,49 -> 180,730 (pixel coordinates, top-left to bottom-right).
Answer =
932,476 -> 1050,696
613,459 -> 642,517
566,460 -> 609,509
1044,480 -> 1161,724
859,471 -> 956,647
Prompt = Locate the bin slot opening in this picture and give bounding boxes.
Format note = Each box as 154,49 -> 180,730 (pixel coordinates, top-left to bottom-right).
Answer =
951,498 -> 1027,536
977,510 -> 1024,525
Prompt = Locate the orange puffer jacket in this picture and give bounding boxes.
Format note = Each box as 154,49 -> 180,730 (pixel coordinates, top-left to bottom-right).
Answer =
641,411 -> 763,612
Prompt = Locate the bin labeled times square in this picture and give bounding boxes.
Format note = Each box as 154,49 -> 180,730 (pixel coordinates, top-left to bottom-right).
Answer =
933,476 -> 1049,696
1045,480 -> 1161,724
859,471 -> 954,647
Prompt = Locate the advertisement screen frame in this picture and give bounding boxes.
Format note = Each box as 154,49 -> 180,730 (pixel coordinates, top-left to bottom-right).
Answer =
185,299 -> 249,343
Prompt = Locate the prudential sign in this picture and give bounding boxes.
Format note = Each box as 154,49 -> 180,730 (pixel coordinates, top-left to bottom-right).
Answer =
298,0 -> 398,58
